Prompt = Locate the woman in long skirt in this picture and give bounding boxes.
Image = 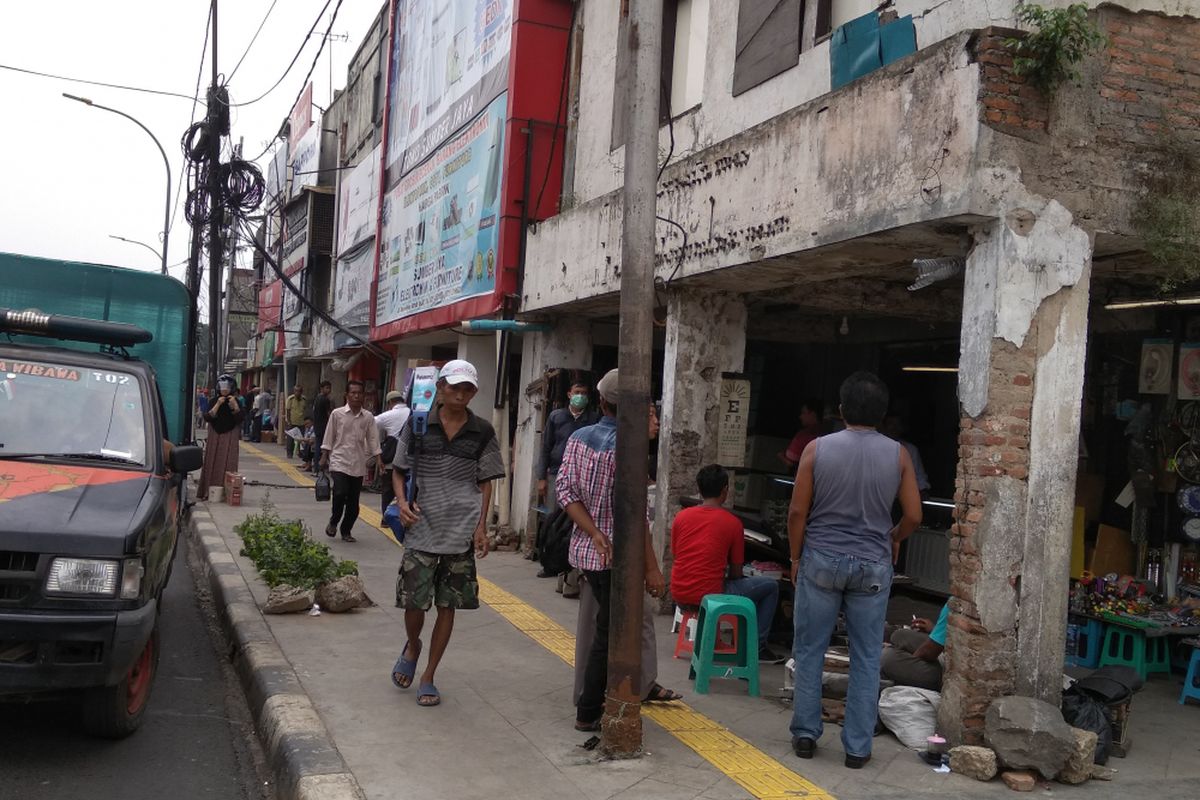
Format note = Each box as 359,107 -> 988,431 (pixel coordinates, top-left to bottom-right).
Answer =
198,375 -> 244,500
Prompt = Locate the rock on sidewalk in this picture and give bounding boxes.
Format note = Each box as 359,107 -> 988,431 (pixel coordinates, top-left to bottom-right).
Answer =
985,696 -> 1074,778
316,575 -> 372,612
1056,727 -> 1099,784
949,745 -> 998,781
264,585 -> 314,614
1001,770 -> 1037,792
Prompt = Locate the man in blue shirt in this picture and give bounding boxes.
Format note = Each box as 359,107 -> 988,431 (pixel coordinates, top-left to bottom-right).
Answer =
880,603 -> 949,691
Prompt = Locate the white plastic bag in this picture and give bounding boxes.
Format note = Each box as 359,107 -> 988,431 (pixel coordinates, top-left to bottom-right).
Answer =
877,686 -> 941,749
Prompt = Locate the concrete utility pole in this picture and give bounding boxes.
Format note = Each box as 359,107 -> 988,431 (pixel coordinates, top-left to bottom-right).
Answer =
206,0 -> 223,392
603,0 -> 663,758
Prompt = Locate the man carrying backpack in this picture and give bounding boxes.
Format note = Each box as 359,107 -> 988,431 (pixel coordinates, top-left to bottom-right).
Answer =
376,390 -> 410,517
390,360 -> 506,707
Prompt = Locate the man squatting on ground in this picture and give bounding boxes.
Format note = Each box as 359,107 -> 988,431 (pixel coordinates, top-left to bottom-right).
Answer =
389,360 -> 506,707
787,371 -> 922,769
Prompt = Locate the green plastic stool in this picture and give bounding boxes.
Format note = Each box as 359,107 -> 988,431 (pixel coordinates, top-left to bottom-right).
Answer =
1099,626 -> 1170,680
688,594 -> 759,696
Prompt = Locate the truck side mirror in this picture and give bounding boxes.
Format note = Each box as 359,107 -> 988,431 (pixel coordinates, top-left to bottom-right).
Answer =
170,445 -> 204,474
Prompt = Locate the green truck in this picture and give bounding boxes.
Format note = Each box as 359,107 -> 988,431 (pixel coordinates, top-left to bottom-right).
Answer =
0,253 -> 202,737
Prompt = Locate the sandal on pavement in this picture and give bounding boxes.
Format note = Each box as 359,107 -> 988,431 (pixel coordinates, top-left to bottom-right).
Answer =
391,640 -> 421,689
325,523 -> 337,538
417,682 -> 441,707
644,683 -> 683,703
574,718 -> 601,732
342,535 -> 357,543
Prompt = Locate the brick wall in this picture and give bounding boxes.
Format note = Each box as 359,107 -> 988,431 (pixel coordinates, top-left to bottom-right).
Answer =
972,10 -> 1200,145
945,339 -> 1035,743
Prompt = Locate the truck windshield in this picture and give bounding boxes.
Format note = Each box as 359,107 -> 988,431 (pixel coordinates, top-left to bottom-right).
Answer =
0,358 -> 148,466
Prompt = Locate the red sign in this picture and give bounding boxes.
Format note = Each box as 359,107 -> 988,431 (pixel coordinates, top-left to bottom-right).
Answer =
289,83 -> 314,144
257,280 -> 282,334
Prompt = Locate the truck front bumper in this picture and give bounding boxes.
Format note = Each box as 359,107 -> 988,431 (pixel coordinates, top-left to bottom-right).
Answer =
0,599 -> 157,694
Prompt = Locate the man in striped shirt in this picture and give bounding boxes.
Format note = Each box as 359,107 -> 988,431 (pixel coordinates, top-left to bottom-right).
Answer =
390,360 -> 506,707
557,368 -> 666,731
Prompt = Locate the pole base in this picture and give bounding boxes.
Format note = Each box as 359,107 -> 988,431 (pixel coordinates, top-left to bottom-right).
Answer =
600,695 -> 644,759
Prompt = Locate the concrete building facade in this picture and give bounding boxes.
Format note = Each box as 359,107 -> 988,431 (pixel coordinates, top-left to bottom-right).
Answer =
515,0 -> 1200,743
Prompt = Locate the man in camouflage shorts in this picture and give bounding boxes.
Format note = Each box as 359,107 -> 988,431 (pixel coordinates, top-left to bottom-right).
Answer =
391,360 -> 506,707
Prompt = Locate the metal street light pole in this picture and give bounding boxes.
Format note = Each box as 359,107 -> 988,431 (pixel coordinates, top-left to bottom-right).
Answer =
63,93 -> 171,276
107,234 -> 163,265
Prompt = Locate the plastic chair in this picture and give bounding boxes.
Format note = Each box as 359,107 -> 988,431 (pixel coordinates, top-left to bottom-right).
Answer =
688,594 -> 759,696
1180,647 -> 1200,706
1066,618 -> 1103,669
673,606 -> 740,659
1145,636 -> 1172,678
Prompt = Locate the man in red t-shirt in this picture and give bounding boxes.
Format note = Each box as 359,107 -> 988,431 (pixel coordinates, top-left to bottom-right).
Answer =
671,465 -> 783,663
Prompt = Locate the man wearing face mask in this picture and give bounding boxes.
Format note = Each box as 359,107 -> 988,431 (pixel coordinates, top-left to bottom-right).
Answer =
535,381 -> 599,584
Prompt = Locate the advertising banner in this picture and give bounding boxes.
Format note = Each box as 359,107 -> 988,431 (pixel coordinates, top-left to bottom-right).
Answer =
377,94 -> 506,326
334,244 -> 374,337
386,0 -> 513,179
1140,339 -> 1172,395
288,121 -> 322,201
337,145 -> 381,254
1180,343 -> 1200,400
289,82 -> 314,144
265,142 -> 289,208
281,198 -> 309,277
257,280 -> 282,334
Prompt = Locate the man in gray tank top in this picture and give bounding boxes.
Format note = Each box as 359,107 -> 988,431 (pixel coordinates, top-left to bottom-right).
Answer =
785,371 -> 922,768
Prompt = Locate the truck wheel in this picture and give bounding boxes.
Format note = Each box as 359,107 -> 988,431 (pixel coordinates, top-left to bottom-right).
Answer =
82,624 -> 159,739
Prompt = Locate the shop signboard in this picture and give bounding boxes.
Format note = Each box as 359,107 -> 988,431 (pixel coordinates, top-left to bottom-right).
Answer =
337,145 -> 381,254
265,143 -> 289,208
334,244 -> 374,339
289,82 -> 314,144
1180,343 -> 1200,400
1140,339 -> 1172,395
288,121 -> 322,201
376,95 -> 506,326
257,280 -> 282,334
718,375 -> 751,467
386,0 -> 514,179
281,197 -> 309,278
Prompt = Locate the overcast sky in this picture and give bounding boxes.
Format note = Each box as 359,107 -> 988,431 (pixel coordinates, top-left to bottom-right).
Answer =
0,0 -> 385,315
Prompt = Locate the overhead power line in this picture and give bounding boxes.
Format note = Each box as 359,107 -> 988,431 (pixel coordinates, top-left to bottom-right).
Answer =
228,0 -> 333,108
227,0 -> 281,82
0,62 -> 202,102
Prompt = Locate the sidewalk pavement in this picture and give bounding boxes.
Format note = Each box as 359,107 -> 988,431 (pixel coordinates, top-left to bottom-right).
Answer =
193,442 -> 1200,800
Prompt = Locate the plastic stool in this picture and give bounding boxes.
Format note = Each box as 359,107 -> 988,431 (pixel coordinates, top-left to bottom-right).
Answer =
688,594 -> 759,696
1099,626 -> 1167,680
1180,648 -> 1200,705
1066,618 -> 1103,669
673,607 -> 740,659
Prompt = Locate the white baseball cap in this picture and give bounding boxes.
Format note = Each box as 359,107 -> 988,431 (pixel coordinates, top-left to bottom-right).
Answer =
438,359 -> 479,387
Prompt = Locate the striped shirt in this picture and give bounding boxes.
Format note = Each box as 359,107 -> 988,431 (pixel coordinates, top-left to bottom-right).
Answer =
393,406 -> 506,554
557,416 -> 618,573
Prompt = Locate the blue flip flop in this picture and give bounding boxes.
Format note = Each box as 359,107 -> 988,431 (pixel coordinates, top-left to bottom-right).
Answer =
417,682 -> 440,707
391,640 -> 420,689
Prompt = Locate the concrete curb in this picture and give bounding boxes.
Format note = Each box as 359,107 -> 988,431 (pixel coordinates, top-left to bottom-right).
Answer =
187,503 -> 366,800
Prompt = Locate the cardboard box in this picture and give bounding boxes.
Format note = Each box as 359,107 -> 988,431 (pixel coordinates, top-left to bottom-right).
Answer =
224,472 -> 244,507
1090,524 -> 1135,577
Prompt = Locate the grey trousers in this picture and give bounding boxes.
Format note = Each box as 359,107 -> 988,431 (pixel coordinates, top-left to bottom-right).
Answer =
573,577 -> 659,704
880,628 -> 943,691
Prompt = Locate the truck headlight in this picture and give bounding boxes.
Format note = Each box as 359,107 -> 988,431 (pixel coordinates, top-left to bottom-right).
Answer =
46,558 -> 119,596
120,558 -> 144,600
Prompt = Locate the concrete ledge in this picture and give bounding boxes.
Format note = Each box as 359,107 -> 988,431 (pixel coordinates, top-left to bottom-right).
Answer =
187,504 -> 366,800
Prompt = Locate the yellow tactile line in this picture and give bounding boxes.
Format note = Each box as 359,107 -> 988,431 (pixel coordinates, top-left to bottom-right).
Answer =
241,443 -> 836,800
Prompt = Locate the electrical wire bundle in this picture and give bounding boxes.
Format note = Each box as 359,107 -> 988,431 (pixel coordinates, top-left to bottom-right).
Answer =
219,159 -> 265,215
182,120 -> 215,226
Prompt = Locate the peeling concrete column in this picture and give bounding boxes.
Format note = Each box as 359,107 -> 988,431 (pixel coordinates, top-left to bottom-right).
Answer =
654,289 -> 747,584
511,318 -> 594,549
939,203 -> 1093,745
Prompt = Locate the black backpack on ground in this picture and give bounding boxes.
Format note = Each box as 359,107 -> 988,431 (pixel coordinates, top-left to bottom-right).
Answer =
538,508 -> 574,576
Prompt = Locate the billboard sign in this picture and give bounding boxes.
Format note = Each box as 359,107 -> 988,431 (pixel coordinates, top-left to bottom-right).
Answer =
377,95 -> 505,326
386,0 -> 513,179
337,145 -> 381,254
257,280 -> 282,334
281,198 -> 308,277
265,142 -> 289,207
288,120 -> 322,200
289,82 -> 314,144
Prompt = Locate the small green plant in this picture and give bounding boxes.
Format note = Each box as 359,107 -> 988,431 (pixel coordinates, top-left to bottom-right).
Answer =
1133,138 -> 1200,290
1005,3 -> 1108,94
235,504 -> 359,590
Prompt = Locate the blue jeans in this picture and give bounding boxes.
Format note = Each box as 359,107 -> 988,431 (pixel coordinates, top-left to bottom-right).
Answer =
724,576 -> 779,647
790,546 -> 892,758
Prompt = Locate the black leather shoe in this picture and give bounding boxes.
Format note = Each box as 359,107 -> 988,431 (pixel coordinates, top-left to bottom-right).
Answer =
844,753 -> 871,769
792,737 -> 815,759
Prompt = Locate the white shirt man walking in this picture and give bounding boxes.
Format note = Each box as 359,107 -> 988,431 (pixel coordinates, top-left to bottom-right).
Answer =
376,390 -> 411,516
319,380 -> 383,542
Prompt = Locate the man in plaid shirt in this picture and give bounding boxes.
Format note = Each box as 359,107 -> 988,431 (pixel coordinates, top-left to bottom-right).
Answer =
557,368 -> 666,731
